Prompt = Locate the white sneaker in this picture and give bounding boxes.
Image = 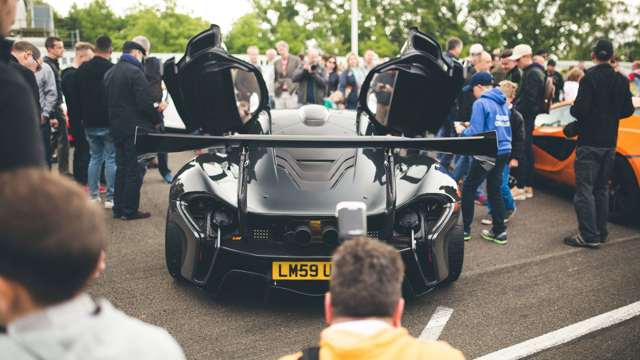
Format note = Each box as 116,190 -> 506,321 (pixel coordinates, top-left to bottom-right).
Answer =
511,187 -> 527,201
104,200 -> 114,209
524,187 -> 534,198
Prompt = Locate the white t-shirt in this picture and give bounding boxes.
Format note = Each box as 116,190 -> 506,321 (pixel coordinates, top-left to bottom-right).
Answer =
564,81 -> 579,102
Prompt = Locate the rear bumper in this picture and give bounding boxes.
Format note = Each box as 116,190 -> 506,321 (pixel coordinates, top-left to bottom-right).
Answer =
167,200 -> 461,297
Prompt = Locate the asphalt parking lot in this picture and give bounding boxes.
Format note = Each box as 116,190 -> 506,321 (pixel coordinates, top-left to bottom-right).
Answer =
88,151 -> 640,360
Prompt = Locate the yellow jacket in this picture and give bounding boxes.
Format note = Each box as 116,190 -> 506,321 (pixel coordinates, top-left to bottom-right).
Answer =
279,325 -> 465,360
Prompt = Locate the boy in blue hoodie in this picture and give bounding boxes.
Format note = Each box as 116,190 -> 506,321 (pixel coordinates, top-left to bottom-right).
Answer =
455,72 -> 512,244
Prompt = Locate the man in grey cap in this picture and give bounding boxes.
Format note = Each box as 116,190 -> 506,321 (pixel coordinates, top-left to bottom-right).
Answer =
104,40 -> 160,220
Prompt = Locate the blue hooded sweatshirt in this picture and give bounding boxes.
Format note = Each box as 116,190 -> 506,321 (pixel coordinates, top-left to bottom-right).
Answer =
462,87 -> 512,155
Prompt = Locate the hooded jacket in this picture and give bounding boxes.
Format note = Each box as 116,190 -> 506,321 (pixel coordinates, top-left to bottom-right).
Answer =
75,56 -> 114,128
462,87 -> 512,156
0,295 -> 185,360
279,324 -> 464,360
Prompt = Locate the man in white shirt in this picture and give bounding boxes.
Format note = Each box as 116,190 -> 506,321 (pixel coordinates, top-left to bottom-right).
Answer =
262,48 -> 277,108
0,169 -> 185,360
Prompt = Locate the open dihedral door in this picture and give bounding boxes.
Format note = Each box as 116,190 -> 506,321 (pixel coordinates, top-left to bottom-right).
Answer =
358,27 -> 464,137
162,24 -> 269,135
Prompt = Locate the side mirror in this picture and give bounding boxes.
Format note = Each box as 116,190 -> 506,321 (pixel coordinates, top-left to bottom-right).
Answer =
358,28 -> 463,136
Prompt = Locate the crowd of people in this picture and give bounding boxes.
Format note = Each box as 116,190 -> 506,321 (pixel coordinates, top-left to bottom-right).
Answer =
437,37 -> 633,247
242,41 -> 380,111
1,0 -> 636,357
3,32 -> 171,219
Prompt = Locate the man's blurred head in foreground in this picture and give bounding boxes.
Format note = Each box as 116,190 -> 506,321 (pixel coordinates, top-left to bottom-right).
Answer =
325,237 -> 405,326
0,170 -> 105,325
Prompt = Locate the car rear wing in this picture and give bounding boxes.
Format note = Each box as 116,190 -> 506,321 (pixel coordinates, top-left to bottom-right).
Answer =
136,127 -> 496,240
135,127 -> 497,157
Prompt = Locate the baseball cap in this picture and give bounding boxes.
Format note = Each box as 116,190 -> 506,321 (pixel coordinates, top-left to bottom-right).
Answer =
469,43 -> 484,55
592,39 -> 613,60
463,72 -> 494,92
122,40 -> 147,56
508,44 -> 532,61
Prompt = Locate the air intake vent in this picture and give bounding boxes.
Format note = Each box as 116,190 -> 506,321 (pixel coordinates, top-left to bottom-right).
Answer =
251,228 -> 272,241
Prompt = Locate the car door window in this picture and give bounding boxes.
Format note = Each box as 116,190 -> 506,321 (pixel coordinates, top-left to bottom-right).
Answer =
535,105 -> 575,127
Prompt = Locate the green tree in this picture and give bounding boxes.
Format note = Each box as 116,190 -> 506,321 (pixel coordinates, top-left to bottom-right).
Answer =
116,3 -> 209,53
225,13 -> 273,54
466,0 -> 631,59
60,0 -> 125,45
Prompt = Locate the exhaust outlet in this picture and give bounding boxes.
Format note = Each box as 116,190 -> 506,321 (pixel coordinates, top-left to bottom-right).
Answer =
294,225 -> 312,245
321,225 -> 339,245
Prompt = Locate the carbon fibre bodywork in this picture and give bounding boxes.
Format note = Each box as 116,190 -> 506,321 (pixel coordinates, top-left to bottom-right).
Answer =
165,110 -> 462,296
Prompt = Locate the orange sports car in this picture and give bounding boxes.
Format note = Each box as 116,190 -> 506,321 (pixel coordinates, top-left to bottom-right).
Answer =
533,99 -> 640,223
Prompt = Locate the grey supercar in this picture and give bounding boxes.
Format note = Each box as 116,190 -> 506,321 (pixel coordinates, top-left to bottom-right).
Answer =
135,25 -> 497,296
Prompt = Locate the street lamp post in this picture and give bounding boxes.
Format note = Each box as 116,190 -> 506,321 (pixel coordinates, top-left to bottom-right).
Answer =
351,0 -> 358,55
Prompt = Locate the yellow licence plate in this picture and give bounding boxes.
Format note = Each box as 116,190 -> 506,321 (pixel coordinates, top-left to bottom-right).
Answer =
272,261 -> 331,280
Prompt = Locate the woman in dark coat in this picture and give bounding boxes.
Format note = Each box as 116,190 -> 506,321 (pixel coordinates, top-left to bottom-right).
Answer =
324,55 -> 340,96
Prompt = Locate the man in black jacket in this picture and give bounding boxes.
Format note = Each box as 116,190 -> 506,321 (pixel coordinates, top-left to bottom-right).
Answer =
0,0 -> 45,171
76,35 -> 116,207
511,44 -> 545,200
501,49 -> 521,85
564,39 -> 634,249
44,36 -> 69,175
546,59 -> 564,103
133,35 -> 172,184
9,42 -> 39,115
61,42 -> 94,185
104,40 -> 159,220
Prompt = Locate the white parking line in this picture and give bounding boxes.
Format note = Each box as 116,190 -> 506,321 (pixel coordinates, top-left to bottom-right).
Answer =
419,306 -> 454,341
462,234 -> 640,280
474,300 -> 640,360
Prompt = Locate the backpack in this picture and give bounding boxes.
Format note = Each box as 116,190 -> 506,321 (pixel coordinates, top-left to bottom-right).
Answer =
298,347 -> 320,360
543,74 -> 556,113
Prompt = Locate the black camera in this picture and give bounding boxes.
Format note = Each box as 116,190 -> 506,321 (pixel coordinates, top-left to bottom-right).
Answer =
310,64 -> 318,72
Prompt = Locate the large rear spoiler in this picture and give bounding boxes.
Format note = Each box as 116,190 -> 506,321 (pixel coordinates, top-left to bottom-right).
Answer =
135,127 -> 496,241
135,128 -> 498,157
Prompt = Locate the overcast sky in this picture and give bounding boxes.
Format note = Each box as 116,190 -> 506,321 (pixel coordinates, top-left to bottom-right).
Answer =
53,0 -> 254,32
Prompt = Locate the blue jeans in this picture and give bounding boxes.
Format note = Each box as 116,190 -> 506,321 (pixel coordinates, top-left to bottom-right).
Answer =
462,155 -> 510,235
487,163 -> 516,214
453,155 -> 471,182
86,128 -> 116,200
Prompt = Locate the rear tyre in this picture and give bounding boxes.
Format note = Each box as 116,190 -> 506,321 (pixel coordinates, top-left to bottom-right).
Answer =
609,157 -> 639,224
165,221 -> 186,280
442,223 -> 464,285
